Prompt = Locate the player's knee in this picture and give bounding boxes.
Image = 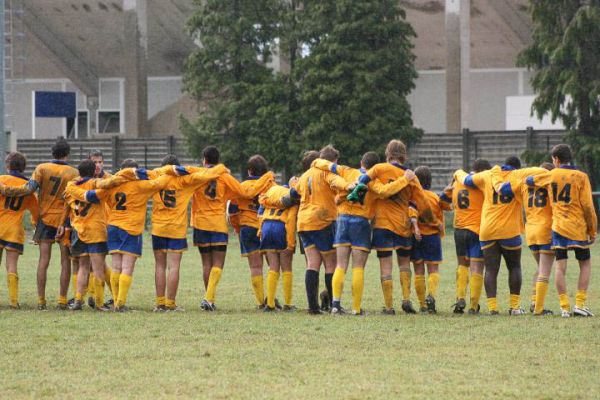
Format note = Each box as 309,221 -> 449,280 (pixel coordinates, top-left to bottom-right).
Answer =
555,249 -> 568,261
575,248 -> 590,261
377,250 -> 392,258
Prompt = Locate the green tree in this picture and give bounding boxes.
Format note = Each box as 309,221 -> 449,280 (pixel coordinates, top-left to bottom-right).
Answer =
519,1 -> 600,189
296,0 -> 421,166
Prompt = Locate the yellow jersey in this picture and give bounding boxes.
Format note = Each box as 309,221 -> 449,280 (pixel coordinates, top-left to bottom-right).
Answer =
259,185 -> 299,250
64,178 -> 108,243
0,173 -> 38,245
229,176 -> 275,229
449,169 -> 484,235
29,161 -> 78,227
416,189 -> 451,236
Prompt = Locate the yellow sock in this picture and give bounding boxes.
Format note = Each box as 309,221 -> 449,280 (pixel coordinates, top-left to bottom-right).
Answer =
266,270 -> 279,309
156,296 -> 166,306
165,298 -> 175,309
576,290 -> 587,309
58,295 -> 68,305
7,272 -> 18,307
116,274 -> 132,307
510,294 -> 520,310
251,275 -> 265,306
428,272 -> 440,297
71,274 -> 77,297
104,266 -> 112,290
205,267 -> 222,303
487,297 -> 497,312
94,276 -> 105,306
351,267 -> 364,314
400,269 -> 411,301
332,267 -> 346,301
456,265 -> 469,300
414,274 -> 426,308
530,290 -> 536,303
38,296 -> 46,306
110,272 -> 121,301
559,293 -> 570,311
282,271 -> 293,306
381,277 -> 393,310
75,292 -> 83,302
534,277 -> 549,314
470,273 -> 483,310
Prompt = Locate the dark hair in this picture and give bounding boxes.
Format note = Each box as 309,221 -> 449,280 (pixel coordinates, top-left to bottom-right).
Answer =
415,166 -> 432,190
247,155 -> 268,176
301,150 -> 319,172
51,137 -> 70,159
89,149 -> 103,159
361,151 -> 379,170
504,156 -> 521,169
472,159 -> 491,173
5,152 -> 26,173
120,159 -> 138,169
202,146 -> 220,165
78,159 -> 96,178
319,144 -> 340,162
161,154 -> 180,166
540,162 -> 554,171
551,144 -> 572,164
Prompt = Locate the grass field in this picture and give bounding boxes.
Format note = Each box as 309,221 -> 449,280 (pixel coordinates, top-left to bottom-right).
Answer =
0,232 -> 599,399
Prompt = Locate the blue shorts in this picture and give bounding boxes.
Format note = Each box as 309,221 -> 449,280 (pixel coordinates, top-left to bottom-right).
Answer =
70,230 -> 108,257
239,226 -> 260,256
107,225 -> 143,257
454,228 -> 483,261
0,239 -> 24,254
152,235 -> 188,253
372,228 -> 412,252
529,243 -> 553,254
299,223 -> 335,254
411,234 -> 443,263
193,229 -> 228,248
480,235 -> 522,251
334,214 -> 371,252
33,220 -> 58,242
260,220 -> 287,252
551,231 -> 591,249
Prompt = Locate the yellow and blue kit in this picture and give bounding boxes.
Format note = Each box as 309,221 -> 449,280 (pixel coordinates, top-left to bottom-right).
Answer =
0,172 -> 39,253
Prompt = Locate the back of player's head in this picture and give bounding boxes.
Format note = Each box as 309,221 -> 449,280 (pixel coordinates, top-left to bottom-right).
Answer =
361,151 -> 379,170
551,144 -> 572,164
504,156 -> 521,169
247,155 -> 268,176
88,149 -> 103,160
202,146 -> 220,165
51,137 -> 70,159
472,159 -> 491,173
161,154 -> 180,166
5,152 -> 26,173
120,159 -> 139,169
319,144 -> 339,162
302,150 -> 319,171
385,139 -> 407,163
414,166 -> 431,190
540,162 -> 554,171
78,159 -> 96,178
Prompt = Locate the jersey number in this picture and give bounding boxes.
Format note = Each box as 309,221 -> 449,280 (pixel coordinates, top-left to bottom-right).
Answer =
204,181 -> 217,200
73,200 -> 92,217
49,176 -> 61,196
4,196 -> 23,211
269,208 -> 284,217
249,196 -> 260,212
492,190 -> 513,205
115,192 -> 127,210
551,183 -> 571,204
527,188 -> 548,208
457,190 -> 470,209
160,190 -> 176,208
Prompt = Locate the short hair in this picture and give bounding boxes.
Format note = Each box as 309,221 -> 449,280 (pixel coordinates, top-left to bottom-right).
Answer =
301,150 -> 319,171
361,151 -> 379,170
504,156 -> 521,169
51,137 -> 70,159
5,152 -> 26,173
319,144 -> 340,162
161,154 -> 180,166
472,159 -> 491,173
551,144 -> 572,164
385,139 -> 407,163
202,146 -> 220,165
540,162 -> 554,171
120,159 -> 138,169
88,149 -> 103,159
414,166 -> 432,190
247,155 -> 268,176
78,159 -> 96,178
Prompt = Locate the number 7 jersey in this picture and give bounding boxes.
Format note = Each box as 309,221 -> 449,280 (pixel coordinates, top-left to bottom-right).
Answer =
31,161 -> 78,228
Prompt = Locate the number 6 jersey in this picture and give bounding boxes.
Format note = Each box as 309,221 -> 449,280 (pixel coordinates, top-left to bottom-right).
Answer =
450,169 -> 484,235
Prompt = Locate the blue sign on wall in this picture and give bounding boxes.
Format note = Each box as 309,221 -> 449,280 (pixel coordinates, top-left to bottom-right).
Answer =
34,91 -> 76,118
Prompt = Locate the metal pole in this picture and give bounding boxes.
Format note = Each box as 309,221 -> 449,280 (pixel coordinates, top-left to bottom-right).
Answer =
0,0 -> 6,157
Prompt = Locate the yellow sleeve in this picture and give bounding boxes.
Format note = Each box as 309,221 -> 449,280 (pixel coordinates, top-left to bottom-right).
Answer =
136,175 -> 172,194
368,176 -> 410,198
324,172 -> 349,192
581,176 -> 597,239
225,171 -> 275,199
181,164 -> 229,190
0,181 -> 34,196
310,158 -> 335,172
26,194 -> 39,225
526,170 -> 552,188
409,181 -> 435,223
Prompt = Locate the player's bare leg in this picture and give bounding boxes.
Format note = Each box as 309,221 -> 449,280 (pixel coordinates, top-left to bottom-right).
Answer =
305,247 -> 323,313
200,250 -> 212,289
110,253 -> 123,309
379,255 -> 395,313
114,254 -> 136,311
36,241 -> 52,309
153,250 -> 167,311
166,252 -> 183,310
89,253 -> 107,310
413,261 -> 426,311
398,255 -> 415,314
502,247 -> 523,314
70,256 -> 80,302
574,257 -> 592,316
280,250 -> 294,310
5,249 -> 20,308
72,256 -> 90,310
247,252 -> 264,307
468,260 -> 484,313
483,243 -> 501,314
322,250 -> 336,310
530,252 -> 540,311
58,243 -> 71,307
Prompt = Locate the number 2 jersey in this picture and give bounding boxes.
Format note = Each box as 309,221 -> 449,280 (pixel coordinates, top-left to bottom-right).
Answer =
0,173 -> 39,245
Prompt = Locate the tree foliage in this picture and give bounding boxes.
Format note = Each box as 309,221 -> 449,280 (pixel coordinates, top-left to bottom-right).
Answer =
519,0 -> 600,188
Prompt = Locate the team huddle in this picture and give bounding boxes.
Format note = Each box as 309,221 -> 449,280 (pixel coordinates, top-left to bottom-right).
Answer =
0,137 -> 595,317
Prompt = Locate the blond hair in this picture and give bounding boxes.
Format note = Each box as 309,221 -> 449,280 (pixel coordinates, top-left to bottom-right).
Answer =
385,140 -> 407,163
